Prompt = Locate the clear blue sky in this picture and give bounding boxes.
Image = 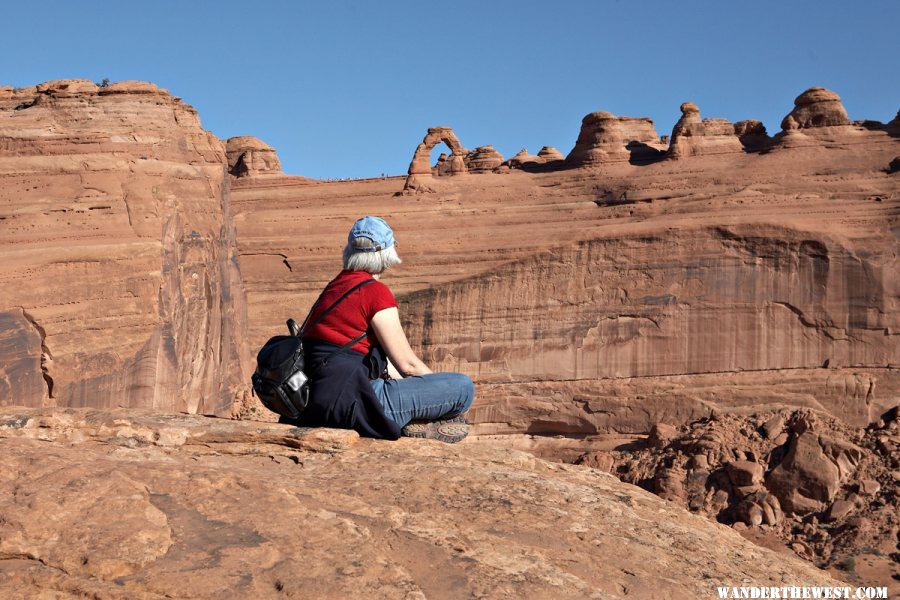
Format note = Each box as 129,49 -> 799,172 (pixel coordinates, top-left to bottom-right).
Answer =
2,1 -> 897,179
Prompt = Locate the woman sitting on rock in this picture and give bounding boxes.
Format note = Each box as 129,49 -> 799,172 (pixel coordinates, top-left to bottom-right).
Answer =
287,216 -> 473,442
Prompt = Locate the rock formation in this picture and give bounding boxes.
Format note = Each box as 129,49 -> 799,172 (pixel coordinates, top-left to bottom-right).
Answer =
577,408 -> 899,587
565,111 -> 665,166
0,80 -> 249,415
504,147 -> 542,168
781,87 -> 851,130
887,110 -> 900,136
232,86 -> 898,454
402,126 -> 468,192
734,119 -> 771,151
0,407 -> 848,598
463,145 -> 504,173
225,136 -> 282,177
668,102 -> 744,158
502,146 -> 566,170
537,145 -> 565,162
1,80 -> 898,589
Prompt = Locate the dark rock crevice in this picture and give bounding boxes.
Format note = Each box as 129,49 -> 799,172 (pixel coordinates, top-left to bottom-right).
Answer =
19,308 -> 54,400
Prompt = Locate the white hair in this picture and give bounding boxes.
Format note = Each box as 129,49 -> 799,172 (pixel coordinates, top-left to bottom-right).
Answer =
343,241 -> 402,274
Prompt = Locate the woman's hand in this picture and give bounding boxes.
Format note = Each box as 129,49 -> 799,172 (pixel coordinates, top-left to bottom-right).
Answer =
370,307 -> 433,377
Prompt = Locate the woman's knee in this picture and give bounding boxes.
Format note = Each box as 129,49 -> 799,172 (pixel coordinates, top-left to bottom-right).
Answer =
444,372 -> 474,413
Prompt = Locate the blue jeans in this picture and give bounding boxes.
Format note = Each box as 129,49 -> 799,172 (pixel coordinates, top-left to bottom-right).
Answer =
370,373 -> 474,428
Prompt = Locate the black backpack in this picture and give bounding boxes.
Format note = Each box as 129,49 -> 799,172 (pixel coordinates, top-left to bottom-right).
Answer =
251,279 -> 374,420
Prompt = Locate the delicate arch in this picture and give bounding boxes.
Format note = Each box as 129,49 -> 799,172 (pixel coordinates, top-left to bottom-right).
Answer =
407,126 -> 468,176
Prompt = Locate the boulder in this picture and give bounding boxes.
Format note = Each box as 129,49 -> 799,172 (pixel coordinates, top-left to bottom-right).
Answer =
726,460 -> 764,487
857,479 -> 880,496
668,102 -> 743,159
649,423 -> 678,448
825,499 -> 854,522
765,431 -> 847,514
566,111 -> 664,166
653,466 -> 685,502
761,414 -> 785,440
225,136 -> 283,177
780,87 -> 850,130
818,434 -> 864,480
735,491 -> 783,527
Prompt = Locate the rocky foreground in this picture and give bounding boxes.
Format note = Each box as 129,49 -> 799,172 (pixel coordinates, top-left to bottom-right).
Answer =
0,408 -> 845,599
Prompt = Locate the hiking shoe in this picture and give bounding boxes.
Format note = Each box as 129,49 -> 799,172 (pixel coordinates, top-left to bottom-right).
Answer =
401,417 -> 469,443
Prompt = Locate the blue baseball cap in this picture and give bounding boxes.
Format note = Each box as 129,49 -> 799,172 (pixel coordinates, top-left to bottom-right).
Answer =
348,216 -> 395,252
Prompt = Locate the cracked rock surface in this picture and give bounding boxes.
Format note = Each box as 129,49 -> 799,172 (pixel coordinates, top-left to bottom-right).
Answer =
0,407 -> 845,599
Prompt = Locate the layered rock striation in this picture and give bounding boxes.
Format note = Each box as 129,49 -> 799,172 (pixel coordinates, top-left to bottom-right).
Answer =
0,80 -> 249,415
464,145 -> 504,173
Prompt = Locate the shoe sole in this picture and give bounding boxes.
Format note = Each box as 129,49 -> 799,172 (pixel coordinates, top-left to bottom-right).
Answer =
402,418 -> 469,443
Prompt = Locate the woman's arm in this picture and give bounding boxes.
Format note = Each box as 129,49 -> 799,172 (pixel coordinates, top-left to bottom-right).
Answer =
370,307 -> 432,376
385,357 -> 403,380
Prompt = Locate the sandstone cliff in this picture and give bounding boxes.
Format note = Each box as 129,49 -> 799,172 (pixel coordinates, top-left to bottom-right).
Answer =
231,87 -> 899,457
0,80 -> 249,415
0,407 -> 847,598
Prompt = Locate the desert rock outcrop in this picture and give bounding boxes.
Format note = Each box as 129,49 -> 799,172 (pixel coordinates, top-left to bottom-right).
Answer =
537,145 -> 565,162
734,119 -> 771,151
0,407 -> 848,598
577,408 -> 899,588
565,111 -> 664,165
0,80 -> 249,415
402,126 -> 468,192
668,102 -> 744,158
781,87 -> 851,130
232,87 -> 899,455
504,147 -> 541,168
463,145 -> 504,173
226,135 -> 282,177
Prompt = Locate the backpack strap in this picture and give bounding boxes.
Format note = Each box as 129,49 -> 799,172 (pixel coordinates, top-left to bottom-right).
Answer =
299,278 -> 375,336
300,278 -> 377,373
316,331 -> 368,370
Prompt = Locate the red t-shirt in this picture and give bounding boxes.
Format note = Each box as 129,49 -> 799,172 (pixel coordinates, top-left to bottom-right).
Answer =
303,270 -> 398,354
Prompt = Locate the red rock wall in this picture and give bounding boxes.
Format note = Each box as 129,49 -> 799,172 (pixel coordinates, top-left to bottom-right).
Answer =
401,226 -> 898,382
232,120 -> 899,448
0,80 -> 249,415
